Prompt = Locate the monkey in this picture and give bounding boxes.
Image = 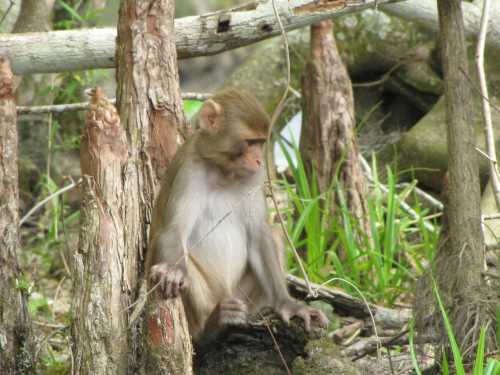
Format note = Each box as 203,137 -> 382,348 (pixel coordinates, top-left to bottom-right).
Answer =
145,89 -> 328,347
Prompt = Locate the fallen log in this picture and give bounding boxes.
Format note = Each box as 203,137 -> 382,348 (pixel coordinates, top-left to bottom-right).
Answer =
287,275 -> 412,330
1,0 -> 500,75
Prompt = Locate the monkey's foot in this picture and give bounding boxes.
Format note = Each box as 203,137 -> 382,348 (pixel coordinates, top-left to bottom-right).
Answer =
217,298 -> 249,327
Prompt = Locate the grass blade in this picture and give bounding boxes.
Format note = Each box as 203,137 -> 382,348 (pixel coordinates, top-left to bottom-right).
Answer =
432,279 -> 465,374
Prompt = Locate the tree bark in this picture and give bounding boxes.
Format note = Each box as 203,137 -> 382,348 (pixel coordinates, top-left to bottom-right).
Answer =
427,0 -> 495,363
300,20 -> 370,235
0,58 -> 34,374
0,0 -> 399,75
12,0 -> 54,33
116,0 -> 192,373
382,0 -> 500,52
71,88 -> 130,374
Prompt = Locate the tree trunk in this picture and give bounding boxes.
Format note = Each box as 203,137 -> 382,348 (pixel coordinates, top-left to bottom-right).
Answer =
428,0 -> 495,363
116,0 -> 192,373
12,0 -> 54,33
300,20 -> 370,235
71,88 -> 130,374
0,58 -> 34,374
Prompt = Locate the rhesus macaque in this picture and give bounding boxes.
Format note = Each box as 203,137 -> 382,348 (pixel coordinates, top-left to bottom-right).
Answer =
145,89 -> 328,346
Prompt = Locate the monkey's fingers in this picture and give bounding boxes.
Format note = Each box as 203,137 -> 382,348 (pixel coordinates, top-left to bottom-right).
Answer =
311,309 -> 329,328
295,309 -> 312,332
149,265 -> 164,285
169,270 -> 185,298
179,277 -> 190,292
160,278 -> 170,299
278,309 -> 292,325
165,273 -> 177,299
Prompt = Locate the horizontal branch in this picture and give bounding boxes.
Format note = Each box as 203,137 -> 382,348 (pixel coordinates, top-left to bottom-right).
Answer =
381,0 -> 500,51
0,0 -> 398,75
17,92 -> 212,114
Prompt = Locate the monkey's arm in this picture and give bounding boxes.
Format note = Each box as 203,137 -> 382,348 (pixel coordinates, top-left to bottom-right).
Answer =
249,224 -> 329,330
248,224 -> 291,303
147,162 -> 207,298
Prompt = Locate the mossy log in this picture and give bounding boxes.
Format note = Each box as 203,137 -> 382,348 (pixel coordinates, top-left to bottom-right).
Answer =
377,95 -> 500,192
195,315 -> 361,375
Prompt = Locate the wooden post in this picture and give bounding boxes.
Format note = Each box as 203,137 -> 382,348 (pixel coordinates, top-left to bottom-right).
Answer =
71,88 -> 130,374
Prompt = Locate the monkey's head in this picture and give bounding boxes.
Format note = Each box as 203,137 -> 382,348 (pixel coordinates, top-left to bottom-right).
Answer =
195,89 -> 270,179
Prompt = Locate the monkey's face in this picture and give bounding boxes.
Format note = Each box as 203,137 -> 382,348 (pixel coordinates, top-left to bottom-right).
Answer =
225,138 -> 265,179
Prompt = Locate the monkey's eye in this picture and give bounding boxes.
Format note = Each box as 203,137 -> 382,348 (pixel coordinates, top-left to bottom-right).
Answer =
246,138 -> 266,146
228,141 -> 248,159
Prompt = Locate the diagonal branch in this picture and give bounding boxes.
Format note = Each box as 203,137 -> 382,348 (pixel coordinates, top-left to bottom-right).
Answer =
475,0 -> 500,211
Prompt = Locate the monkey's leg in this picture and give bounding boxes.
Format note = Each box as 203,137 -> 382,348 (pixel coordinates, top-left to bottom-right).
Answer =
195,298 -> 248,349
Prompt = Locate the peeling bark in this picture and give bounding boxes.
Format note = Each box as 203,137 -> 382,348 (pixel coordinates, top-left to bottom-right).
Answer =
300,20 -> 370,234
116,0 -> 192,372
0,0 -> 397,75
71,88 -> 129,374
0,58 -> 34,374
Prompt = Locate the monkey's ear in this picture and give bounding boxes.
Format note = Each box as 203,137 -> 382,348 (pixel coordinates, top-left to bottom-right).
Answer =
198,99 -> 223,131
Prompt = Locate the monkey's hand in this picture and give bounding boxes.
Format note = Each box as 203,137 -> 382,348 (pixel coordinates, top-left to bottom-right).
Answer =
276,299 -> 329,332
149,263 -> 190,299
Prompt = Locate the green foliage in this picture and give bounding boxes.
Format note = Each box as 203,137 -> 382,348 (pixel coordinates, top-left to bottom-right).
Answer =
28,293 -> 50,316
16,274 -> 32,294
184,99 -> 203,118
28,199 -> 78,276
408,319 -> 423,375
408,283 -> 500,375
432,279 -> 465,373
278,141 -> 439,304
496,307 -> 500,347
54,0 -> 103,30
39,350 -> 71,375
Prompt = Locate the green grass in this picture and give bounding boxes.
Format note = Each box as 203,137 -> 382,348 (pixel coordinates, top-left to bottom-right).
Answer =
408,282 -> 500,374
277,141 -> 439,304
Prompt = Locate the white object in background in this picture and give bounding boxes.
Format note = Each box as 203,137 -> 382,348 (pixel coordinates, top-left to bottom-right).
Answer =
274,111 -> 302,172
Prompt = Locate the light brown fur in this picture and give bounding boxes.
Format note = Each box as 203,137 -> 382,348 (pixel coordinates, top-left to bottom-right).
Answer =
145,89 -> 328,346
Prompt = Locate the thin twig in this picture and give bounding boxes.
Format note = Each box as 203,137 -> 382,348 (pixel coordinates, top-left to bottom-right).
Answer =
34,326 -> 66,362
33,321 -> 67,329
396,182 -> 444,211
475,0 -> 500,211
483,213 -> 500,221
0,0 -> 15,27
352,61 -> 404,88
20,178 -> 81,226
459,67 -> 500,116
52,276 -> 67,322
318,277 -> 382,360
475,146 -> 491,161
17,92 -> 212,115
265,0 -> 314,298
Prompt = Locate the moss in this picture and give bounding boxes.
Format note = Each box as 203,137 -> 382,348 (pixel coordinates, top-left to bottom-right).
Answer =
378,95 -> 500,192
292,338 -> 361,375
